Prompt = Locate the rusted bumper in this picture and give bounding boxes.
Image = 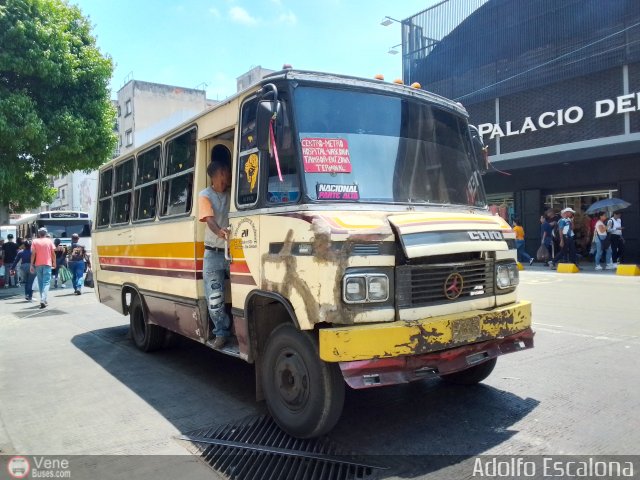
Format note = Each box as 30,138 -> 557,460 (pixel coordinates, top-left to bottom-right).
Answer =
319,300 -> 532,362
339,327 -> 534,389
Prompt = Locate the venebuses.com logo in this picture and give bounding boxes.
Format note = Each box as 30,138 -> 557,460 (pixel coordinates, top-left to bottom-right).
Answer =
6,455 -> 71,478
7,456 -> 30,479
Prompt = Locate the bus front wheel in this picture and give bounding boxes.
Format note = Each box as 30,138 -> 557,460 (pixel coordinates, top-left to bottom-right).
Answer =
261,324 -> 345,438
129,294 -> 165,352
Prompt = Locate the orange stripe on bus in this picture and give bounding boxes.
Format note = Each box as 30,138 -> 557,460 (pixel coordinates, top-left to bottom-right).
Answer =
97,242 -> 206,258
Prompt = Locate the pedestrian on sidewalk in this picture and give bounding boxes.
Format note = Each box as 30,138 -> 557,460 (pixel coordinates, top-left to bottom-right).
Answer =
540,212 -> 554,260
52,238 -> 68,288
68,233 -> 89,295
10,240 -> 35,301
551,207 -> 578,269
30,228 -> 56,309
513,219 -> 534,265
607,211 -> 625,264
2,234 -> 19,287
593,212 -> 615,271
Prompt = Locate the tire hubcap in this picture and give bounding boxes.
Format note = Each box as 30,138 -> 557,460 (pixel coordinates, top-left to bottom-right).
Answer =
274,350 -> 309,411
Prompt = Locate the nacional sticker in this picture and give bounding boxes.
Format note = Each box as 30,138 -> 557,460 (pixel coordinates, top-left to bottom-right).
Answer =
316,183 -> 360,201
301,138 -> 351,173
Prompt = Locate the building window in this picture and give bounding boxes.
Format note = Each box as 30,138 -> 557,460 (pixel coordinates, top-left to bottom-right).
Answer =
61,189 -> 65,199
119,135 -> 123,147
125,129 -> 133,146
117,105 -> 121,117
125,99 -> 132,116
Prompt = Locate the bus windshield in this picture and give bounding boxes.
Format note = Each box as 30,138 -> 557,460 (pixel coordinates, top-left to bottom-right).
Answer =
37,220 -> 91,238
293,86 -> 486,207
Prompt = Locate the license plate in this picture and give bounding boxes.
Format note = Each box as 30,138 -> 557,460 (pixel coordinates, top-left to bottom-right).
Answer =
452,316 -> 481,343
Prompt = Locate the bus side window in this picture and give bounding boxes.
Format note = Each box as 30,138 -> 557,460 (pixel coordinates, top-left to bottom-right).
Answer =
112,157 -> 134,225
237,98 -> 259,208
97,168 -> 113,228
266,99 -> 300,205
161,128 -> 196,217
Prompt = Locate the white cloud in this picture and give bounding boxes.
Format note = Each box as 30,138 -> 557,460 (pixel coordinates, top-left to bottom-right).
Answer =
270,0 -> 282,5
209,7 -> 221,17
229,6 -> 259,26
277,10 -> 297,25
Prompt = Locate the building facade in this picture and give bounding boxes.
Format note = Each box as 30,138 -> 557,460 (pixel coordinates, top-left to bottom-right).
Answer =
403,0 -> 640,262
116,80 -> 214,155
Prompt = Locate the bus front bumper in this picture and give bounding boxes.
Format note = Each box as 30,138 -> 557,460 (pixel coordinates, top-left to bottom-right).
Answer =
318,300 -> 533,387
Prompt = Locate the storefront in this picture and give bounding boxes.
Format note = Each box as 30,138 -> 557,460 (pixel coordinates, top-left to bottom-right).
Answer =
403,0 -> 640,262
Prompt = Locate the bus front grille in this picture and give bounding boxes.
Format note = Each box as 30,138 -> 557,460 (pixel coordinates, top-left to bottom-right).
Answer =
396,259 -> 495,309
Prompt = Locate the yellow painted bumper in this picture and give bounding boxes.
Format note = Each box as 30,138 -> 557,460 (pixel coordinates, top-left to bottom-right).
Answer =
319,301 -> 532,362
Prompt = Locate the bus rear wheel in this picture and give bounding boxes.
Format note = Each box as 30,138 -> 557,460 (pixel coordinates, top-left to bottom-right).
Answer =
129,294 -> 165,352
261,324 -> 345,438
439,358 -> 497,385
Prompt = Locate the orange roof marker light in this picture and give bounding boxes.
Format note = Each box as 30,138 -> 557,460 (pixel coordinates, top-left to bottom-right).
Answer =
393,78 -> 403,85
411,82 -> 421,89
374,74 -> 385,81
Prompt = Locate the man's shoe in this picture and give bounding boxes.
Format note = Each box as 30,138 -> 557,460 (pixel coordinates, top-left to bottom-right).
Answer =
212,336 -> 227,349
595,265 -> 603,271
529,258 -> 534,266
40,302 -> 46,309
605,264 -> 616,270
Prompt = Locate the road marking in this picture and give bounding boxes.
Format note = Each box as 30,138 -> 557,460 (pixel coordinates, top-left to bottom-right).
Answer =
536,326 -> 640,344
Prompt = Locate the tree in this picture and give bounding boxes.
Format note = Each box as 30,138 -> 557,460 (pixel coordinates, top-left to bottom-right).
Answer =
0,0 -> 116,220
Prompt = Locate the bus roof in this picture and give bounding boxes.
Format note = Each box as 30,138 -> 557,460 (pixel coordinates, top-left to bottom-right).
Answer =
103,68 -> 469,168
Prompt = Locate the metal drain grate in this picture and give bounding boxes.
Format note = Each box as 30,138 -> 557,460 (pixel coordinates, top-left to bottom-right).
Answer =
178,415 -> 384,480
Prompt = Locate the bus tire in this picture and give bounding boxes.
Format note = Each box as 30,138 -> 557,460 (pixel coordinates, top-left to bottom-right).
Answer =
439,358 -> 497,385
261,324 -> 345,438
129,294 -> 164,352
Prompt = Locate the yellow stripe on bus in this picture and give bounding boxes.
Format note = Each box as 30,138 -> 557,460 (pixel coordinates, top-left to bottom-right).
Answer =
97,242 -> 206,258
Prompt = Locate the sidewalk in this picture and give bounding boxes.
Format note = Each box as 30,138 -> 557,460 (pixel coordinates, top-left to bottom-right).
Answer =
0,283 -> 84,301
523,261 -> 626,274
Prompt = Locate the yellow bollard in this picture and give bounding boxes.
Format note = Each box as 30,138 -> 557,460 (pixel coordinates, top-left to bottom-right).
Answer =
517,262 -> 524,271
616,264 -> 640,276
556,263 -> 580,273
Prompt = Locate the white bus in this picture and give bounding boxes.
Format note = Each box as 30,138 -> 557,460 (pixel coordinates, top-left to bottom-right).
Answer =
14,211 -> 92,253
0,225 -> 17,241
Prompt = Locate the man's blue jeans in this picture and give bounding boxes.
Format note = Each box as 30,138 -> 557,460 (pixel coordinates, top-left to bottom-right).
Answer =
20,264 -> 36,300
515,239 -> 532,263
68,260 -> 85,291
204,250 -> 231,338
34,265 -> 52,303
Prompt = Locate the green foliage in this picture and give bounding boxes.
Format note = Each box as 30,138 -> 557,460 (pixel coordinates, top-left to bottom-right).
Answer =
0,0 -> 116,211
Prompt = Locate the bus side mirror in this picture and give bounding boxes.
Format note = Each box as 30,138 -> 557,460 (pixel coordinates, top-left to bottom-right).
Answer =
256,100 -> 282,152
469,125 -> 488,173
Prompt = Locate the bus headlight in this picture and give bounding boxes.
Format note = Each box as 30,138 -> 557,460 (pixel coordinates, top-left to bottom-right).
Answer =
343,273 -> 389,303
496,263 -> 519,290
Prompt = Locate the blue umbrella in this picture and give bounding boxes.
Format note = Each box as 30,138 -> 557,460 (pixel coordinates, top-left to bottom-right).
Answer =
585,197 -> 631,214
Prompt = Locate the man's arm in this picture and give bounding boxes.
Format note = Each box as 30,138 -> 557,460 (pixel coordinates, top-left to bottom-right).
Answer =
50,244 -> 56,267
206,217 -> 229,240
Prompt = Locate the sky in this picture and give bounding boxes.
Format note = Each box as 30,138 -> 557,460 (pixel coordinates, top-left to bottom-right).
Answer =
70,0 -> 439,101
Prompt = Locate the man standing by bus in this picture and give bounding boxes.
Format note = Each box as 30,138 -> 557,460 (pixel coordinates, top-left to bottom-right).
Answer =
198,146 -> 232,349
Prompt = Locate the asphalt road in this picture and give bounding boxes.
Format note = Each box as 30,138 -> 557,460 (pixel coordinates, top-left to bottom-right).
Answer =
0,269 -> 639,479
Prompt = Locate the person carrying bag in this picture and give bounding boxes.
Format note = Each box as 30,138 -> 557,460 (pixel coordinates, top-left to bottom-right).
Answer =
67,233 -> 91,295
